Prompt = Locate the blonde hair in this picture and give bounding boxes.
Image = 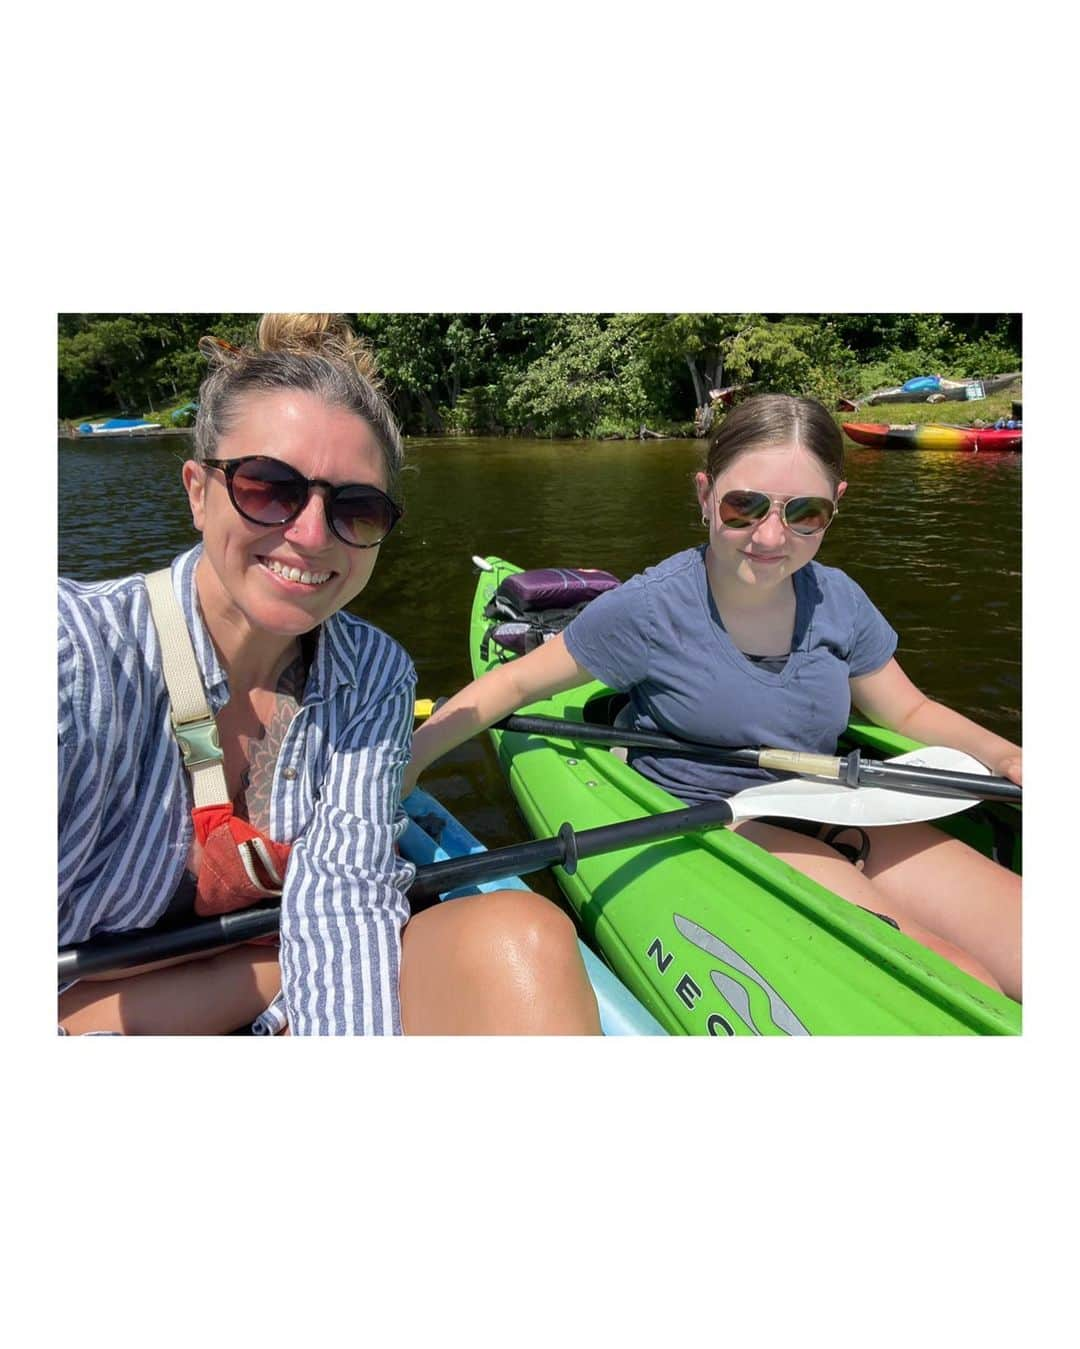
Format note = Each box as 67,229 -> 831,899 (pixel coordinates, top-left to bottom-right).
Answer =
194,313 -> 404,496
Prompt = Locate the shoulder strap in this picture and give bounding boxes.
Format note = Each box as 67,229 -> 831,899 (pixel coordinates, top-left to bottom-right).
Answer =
144,568 -> 229,808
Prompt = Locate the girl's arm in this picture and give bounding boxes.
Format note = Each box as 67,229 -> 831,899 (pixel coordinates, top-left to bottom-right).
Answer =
850,658 -> 1022,784
405,633 -> 594,796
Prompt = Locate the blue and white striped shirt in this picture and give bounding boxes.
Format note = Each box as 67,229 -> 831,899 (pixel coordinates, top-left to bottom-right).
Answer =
58,544 -> 417,1034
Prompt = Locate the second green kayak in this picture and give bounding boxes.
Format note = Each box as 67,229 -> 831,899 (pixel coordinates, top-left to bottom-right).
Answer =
469,556 -> 1022,1037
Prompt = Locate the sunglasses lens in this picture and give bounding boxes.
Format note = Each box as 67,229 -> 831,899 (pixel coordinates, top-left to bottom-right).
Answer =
718,490 -> 770,528
332,487 -> 399,546
231,460 -> 306,523
784,496 -> 834,534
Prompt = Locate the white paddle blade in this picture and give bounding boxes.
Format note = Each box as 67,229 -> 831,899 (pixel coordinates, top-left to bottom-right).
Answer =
729,747 -> 989,828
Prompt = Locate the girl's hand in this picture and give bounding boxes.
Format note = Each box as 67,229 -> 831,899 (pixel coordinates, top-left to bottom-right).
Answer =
996,751 -> 1022,786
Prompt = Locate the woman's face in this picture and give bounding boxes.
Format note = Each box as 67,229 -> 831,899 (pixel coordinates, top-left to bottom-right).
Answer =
695,442 -> 845,591
183,388 -> 390,641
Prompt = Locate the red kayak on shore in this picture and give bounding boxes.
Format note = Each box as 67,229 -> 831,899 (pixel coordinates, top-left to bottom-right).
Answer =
842,422 -> 1023,452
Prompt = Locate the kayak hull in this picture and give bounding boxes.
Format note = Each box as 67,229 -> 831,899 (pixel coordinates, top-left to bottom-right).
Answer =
470,557 -> 1021,1036
842,422 -> 1022,452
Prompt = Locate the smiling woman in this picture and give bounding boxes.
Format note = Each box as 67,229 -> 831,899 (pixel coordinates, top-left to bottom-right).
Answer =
57,314 -> 601,1036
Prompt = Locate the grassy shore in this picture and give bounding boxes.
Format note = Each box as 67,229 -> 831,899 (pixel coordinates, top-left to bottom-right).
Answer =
837,385 -> 1021,429
62,385 -> 1022,443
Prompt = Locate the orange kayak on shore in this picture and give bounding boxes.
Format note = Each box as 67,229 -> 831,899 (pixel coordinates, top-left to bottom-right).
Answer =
842,422 -> 1022,452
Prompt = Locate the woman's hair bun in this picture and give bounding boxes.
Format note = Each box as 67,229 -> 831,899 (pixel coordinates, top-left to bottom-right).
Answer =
256,313 -> 380,382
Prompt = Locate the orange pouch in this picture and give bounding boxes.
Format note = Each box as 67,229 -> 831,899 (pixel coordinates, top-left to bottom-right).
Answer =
192,804 -> 293,917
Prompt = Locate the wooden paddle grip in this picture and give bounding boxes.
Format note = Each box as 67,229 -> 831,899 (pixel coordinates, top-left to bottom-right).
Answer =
757,749 -> 843,778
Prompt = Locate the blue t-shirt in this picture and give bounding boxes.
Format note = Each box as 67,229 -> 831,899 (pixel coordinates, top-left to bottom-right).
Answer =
563,546 -> 897,804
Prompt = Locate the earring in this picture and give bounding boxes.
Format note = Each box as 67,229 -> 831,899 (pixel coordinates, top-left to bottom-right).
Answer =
701,513 -> 709,527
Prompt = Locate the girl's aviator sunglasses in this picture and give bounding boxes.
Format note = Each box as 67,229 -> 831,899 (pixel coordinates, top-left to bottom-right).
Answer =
714,487 -> 837,536
202,456 -> 402,548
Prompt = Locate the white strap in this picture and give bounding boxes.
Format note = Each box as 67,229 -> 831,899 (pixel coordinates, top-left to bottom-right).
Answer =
144,568 -> 229,808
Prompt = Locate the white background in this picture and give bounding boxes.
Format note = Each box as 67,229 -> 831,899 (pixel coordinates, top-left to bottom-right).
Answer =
9,2 -> 1069,1345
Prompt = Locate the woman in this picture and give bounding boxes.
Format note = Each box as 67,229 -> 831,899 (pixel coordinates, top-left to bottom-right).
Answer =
407,394 -> 1022,1001
59,314 -> 601,1035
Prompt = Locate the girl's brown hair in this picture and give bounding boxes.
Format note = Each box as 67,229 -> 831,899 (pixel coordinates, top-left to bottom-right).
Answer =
704,393 -> 844,490
194,314 -> 404,497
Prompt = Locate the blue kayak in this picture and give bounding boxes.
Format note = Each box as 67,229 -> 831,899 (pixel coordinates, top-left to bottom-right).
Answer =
402,787 -> 666,1036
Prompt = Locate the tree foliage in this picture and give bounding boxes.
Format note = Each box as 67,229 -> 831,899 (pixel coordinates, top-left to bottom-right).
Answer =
58,312 -> 1021,435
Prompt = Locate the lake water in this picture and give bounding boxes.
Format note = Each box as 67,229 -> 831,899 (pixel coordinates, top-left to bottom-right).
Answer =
58,433 -> 1022,861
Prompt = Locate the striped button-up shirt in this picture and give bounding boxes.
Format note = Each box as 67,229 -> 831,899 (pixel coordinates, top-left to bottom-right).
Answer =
58,544 -> 417,1034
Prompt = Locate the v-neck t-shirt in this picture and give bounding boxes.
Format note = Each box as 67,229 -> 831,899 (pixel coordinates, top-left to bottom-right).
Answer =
563,545 -> 897,804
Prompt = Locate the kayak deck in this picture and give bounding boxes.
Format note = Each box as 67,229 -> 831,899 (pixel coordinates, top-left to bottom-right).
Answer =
470,556 -> 1021,1036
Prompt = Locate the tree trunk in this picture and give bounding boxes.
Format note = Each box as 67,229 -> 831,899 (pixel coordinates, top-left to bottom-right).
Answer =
705,355 -> 724,393
685,355 -> 707,409
418,388 -> 445,433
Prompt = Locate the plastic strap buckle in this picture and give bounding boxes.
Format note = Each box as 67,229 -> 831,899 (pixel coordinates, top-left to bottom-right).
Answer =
174,714 -> 224,771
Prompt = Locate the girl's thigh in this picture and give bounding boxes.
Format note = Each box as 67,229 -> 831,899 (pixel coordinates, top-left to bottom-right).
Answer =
731,819 -> 1005,993
858,821 -> 1020,997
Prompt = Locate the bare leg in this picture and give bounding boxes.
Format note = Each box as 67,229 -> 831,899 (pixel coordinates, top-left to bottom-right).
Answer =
59,944 -> 282,1035
734,821 -> 1008,995
859,822 -> 1021,1001
400,889 -> 602,1035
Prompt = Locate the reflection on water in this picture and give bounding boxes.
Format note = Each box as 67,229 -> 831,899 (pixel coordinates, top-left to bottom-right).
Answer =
58,434 -> 1021,860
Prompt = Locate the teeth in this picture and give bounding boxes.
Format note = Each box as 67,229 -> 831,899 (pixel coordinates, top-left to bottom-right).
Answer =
264,558 -> 331,585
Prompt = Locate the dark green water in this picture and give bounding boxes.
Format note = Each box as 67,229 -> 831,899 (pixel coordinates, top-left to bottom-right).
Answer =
58,433 -> 1021,858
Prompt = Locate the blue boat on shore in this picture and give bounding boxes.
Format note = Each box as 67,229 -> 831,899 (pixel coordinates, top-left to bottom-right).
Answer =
76,417 -> 167,437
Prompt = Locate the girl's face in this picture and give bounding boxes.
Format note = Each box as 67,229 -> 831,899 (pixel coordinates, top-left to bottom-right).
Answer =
183,388 -> 390,642
695,442 -> 846,591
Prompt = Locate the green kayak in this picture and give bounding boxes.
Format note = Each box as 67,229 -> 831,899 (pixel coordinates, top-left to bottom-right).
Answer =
470,556 -> 1022,1037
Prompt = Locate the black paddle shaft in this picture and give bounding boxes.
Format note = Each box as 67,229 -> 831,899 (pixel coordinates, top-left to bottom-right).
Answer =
855,758 -> 1021,803
495,713 -> 763,767
495,714 -> 1022,804
58,797 -> 737,982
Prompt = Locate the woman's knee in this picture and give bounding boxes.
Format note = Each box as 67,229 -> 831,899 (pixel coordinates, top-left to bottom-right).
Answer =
400,889 -> 598,1034
458,889 -> 579,973
405,889 -> 580,981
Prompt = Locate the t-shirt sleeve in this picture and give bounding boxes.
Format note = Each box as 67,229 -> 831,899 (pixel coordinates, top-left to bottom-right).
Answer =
563,576 -> 652,691
844,574 -> 899,677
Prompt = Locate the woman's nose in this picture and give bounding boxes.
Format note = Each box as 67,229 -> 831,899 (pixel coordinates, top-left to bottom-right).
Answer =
284,487 -> 334,548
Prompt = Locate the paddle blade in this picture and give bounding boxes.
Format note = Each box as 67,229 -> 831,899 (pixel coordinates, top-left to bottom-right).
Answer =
728,747 -> 987,828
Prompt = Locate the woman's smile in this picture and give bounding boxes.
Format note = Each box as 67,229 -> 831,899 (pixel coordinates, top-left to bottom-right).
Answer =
257,554 -> 336,588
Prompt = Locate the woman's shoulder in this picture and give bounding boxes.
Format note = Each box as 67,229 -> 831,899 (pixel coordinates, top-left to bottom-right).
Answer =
58,568 -> 153,652
321,612 -> 416,694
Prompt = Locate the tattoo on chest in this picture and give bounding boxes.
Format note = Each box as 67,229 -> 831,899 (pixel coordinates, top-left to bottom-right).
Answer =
233,655 -> 306,833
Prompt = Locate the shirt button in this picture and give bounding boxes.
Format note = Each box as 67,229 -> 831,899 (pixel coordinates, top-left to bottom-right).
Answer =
281,768 -> 297,781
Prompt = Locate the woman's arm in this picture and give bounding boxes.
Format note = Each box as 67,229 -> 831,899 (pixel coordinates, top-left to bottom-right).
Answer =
850,658 -> 1022,784
280,673 -> 416,1035
404,633 -> 594,797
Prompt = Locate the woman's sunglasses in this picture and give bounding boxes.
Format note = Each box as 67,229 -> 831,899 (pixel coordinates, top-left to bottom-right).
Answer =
202,456 -> 402,548
714,488 -> 837,536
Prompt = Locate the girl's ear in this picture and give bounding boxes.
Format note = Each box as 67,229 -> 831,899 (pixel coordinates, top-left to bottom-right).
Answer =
836,480 -> 848,501
694,470 -> 711,511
